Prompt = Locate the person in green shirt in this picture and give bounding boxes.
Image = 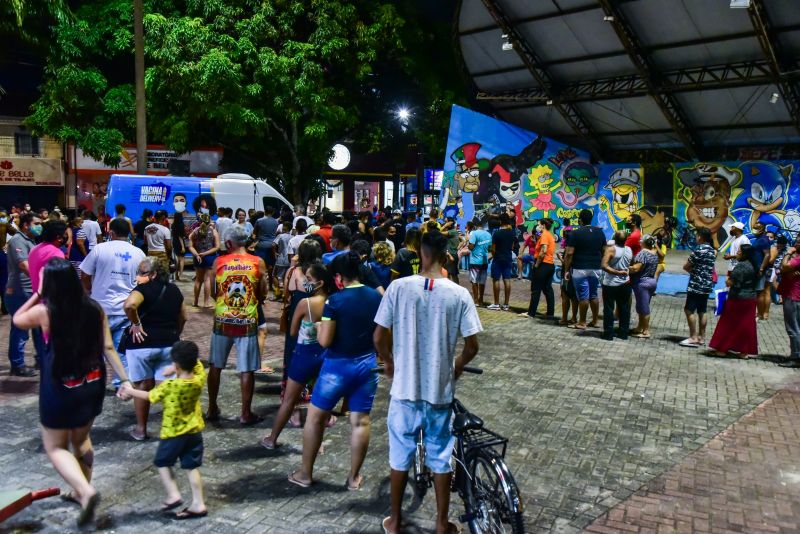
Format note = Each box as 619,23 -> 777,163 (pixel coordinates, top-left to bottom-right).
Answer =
122,341 -> 208,520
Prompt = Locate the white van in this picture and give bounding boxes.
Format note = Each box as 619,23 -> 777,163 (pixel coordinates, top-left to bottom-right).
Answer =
105,172 -> 292,221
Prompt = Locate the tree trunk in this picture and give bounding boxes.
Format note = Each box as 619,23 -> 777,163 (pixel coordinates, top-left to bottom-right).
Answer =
133,0 -> 147,174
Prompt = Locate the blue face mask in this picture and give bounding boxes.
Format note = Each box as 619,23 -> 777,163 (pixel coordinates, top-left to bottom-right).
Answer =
30,224 -> 43,236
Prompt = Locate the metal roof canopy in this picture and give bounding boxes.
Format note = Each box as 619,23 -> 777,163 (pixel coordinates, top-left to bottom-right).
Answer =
457,0 -> 800,161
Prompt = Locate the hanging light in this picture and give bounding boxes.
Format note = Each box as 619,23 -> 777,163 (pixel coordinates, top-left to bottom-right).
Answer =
730,0 -> 750,7
769,92 -> 780,104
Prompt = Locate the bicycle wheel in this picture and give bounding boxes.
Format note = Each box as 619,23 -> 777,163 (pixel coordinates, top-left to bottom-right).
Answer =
464,450 -> 524,534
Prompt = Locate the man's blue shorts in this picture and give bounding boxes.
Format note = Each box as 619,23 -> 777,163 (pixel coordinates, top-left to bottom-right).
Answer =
571,268 -> 601,301
311,352 -> 378,413
388,398 -> 454,474
490,259 -> 513,280
287,343 -> 324,384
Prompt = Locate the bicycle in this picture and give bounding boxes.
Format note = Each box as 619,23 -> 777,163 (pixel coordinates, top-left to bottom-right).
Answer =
378,366 -> 525,534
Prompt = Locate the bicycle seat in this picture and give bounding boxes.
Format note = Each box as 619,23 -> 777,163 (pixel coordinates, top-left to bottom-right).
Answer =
453,412 -> 484,432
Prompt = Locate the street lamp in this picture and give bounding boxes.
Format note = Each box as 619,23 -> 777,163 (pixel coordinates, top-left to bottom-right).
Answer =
393,106 -> 424,213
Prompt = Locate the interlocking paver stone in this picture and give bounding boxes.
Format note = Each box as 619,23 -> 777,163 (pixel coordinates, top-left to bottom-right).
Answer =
1,252 -> 799,532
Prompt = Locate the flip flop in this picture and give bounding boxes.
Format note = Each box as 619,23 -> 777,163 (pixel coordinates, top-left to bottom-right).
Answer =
130,428 -> 149,441
382,517 -> 392,534
204,410 -> 221,422
260,437 -> 277,450
174,508 -> 208,520
325,415 -> 338,428
60,492 -> 80,506
679,339 -> 700,347
568,324 -> 586,330
161,499 -> 183,512
77,492 -> 100,527
345,475 -> 363,491
239,414 -> 265,426
287,472 -> 311,488
632,333 -> 651,339
255,367 -> 275,375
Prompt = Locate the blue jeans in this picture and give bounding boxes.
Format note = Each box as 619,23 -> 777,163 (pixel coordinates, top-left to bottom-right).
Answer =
6,291 -> 46,369
107,315 -> 130,386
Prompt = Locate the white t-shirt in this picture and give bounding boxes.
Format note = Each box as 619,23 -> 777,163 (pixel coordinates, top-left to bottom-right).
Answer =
728,234 -> 750,271
215,217 -> 233,250
79,240 -> 146,316
144,223 -> 171,252
374,275 -> 483,405
288,233 -> 308,255
82,220 -> 103,250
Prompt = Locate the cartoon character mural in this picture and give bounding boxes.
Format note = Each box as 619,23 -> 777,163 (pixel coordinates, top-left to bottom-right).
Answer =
440,105 -> 643,240
674,161 -> 800,251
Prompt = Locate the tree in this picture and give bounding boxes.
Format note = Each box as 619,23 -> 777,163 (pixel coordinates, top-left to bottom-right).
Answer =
28,0 -> 465,203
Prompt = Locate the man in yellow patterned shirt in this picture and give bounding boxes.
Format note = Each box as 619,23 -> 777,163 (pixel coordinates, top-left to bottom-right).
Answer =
206,225 -> 267,426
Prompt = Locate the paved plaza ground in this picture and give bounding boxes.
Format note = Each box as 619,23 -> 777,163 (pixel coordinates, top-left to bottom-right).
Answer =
1,253 -> 800,533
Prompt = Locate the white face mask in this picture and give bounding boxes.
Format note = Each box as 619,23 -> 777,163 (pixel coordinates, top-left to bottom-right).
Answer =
173,201 -> 186,213
199,207 -> 210,215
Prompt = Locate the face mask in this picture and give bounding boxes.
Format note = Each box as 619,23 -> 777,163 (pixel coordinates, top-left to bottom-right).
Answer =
30,224 -> 43,236
302,280 -> 319,294
24,205 -> 31,211
199,207 -> 210,215
0,217 -> 7,224
173,201 -> 186,213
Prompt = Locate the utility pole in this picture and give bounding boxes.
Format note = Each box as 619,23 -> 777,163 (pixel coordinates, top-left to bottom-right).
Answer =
133,0 -> 147,174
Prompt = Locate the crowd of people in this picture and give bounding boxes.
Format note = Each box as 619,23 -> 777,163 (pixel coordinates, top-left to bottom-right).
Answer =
2,197 -> 800,530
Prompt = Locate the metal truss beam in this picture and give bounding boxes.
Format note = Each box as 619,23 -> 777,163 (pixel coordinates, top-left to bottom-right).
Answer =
476,60 -> 786,105
478,0 -> 607,160
596,0 -> 704,159
748,0 -> 800,133
596,121 -> 794,137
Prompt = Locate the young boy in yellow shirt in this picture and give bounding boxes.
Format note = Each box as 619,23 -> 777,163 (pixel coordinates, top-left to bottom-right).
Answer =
122,340 -> 208,519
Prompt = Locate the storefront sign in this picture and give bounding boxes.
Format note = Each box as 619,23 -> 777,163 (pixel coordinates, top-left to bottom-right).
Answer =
72,145 -> 222,174
0,157 -> 64,186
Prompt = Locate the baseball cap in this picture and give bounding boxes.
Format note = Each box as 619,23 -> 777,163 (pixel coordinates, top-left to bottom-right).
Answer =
392,209 -> 402,215
731,221 -> 745,230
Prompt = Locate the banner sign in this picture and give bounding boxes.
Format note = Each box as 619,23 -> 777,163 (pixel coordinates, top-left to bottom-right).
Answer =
0,157 -> 64,186
73,145 -> 222,174
673,161 -> 800,250
439,105 -> 645,241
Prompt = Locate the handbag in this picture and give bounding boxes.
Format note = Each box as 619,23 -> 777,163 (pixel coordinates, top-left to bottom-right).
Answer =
117,284 -> 168,352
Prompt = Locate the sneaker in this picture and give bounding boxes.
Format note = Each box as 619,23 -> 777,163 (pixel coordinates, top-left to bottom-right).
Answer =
518,312 -> 533,318
679,338 -> 700,348
487,304 -> 501,310
501,305 -> 509,311
10,365 -> 37,377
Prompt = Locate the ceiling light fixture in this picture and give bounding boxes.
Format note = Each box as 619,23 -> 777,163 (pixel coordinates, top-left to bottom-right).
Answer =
603,15 -> 615,22
769,92 -> 780,104
501,33 -> 513,52
729,0 -> 751,8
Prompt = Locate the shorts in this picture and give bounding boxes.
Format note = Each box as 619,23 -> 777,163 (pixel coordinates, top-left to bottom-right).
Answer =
209,333 -> 260,372
311,352 -> 378,414
147,250 -> 168,264
572,268 -> 601,301
490,259 -> 513,280
469,264 -> 488,284
287,343 -> 324,384
154,432 -> 203,470
194,253 -> 217,269
685,292 -> 709,314
755,272 -> 767,291
388,398 -> 454,474
520,254 -> 535,264
256,247 -> 277,266
257,305 -> 266,329
126,346 -> 174,382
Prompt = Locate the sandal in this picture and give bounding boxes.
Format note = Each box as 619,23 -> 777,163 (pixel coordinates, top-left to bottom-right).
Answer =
679,338 -> 700,348
287,472 -> 311,488
60,492 -> 80,506
239,414 -> 265,426
204,410 -> 221,422
260,437 -> 277,450
345,475 -> 363,491
632,333 -> 651,339
161,499 -> 183,512
174,508 -> 208,520
130,428 -> 149,441
77,492 -> 100,527
325,415 -> 338,428
255,367 -> 275,375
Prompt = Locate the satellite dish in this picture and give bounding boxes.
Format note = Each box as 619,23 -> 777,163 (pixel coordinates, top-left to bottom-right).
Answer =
328,144 -> 350,171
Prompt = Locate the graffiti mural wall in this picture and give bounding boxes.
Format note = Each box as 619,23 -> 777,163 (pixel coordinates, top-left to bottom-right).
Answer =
440,105 -> 644,241
673,161 -> 800,250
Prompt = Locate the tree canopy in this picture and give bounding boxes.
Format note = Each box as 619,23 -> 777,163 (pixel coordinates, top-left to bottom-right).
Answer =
27,0 -> 466,202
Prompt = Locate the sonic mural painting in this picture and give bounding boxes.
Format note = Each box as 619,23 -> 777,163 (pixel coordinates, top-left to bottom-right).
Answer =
674,161 -> 800,251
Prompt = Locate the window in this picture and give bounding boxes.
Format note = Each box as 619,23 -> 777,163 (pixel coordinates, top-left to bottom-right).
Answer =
14,133 -> 40,156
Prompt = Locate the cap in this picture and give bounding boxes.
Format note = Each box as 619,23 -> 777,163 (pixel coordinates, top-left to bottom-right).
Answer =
731,221 -> 745,230
392,209 -> 402,215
